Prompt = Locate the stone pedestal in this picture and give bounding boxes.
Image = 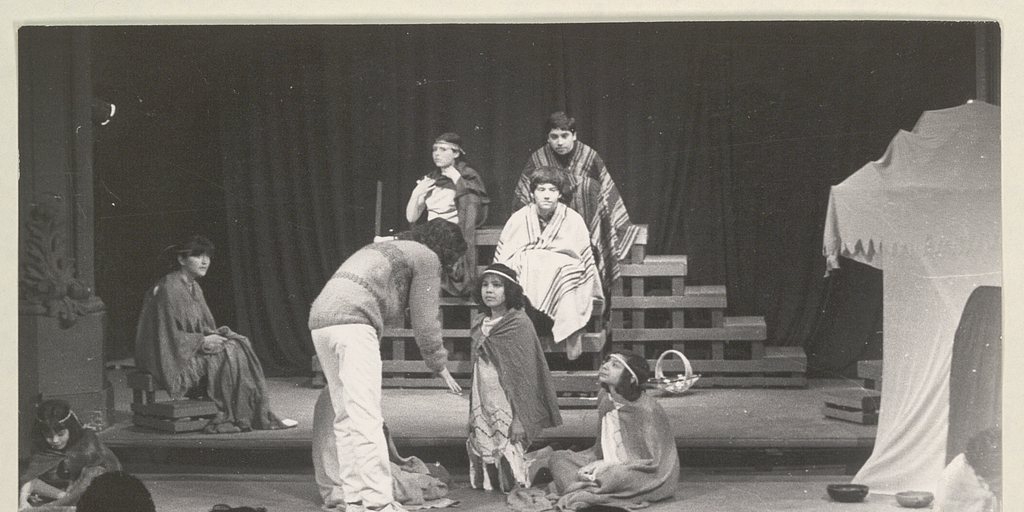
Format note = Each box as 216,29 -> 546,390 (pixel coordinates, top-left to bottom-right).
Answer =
19,309 -> 113,459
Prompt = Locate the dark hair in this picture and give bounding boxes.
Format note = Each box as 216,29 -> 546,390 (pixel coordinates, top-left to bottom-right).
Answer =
472,263 -> 527,313
159,235 -> 215,276
434,132 -> 466,160
395,218 -> 467,271
601,350 -> 650,402
32,399 -> 85,453
965,427 -> 1001,483
76,471 -> 156,512
545,111 -> 577,134
529,166 -> 570,198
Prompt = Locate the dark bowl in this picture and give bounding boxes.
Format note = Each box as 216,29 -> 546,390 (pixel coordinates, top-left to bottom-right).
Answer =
827,483 -> 869,503
895,491 -> 933,508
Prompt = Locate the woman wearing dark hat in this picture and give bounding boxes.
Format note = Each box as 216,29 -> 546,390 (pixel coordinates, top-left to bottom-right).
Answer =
467,263 -> 562,492
134,235 -> 297,433
404,132 -> 490,296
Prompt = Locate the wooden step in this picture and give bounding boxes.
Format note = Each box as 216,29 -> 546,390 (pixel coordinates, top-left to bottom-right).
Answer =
619,255 -> 688,277
823,389 -> 881,413
657,353 -> 805,374
649,347 -> 806,388
550,371 -> 599,392
611,285 -> 727,309
611,316 -> 766,342
823,388 -> 881,425
383,328 -> 471,338
132,414 -> 212,433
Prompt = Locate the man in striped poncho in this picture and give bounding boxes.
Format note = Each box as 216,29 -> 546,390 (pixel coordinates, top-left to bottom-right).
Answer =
514,111 -> 640,293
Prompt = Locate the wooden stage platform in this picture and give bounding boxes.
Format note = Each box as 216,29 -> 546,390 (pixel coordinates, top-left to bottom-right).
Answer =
99,369 -> 877,473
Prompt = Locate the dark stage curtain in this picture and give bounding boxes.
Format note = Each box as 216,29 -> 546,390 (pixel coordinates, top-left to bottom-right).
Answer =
196,23 -> 980,375
946,286 -> 1001,464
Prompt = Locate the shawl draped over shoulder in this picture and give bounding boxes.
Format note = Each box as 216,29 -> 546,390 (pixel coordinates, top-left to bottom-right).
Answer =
549,390 -> 680,510
134,271 -> 286,430
20,429 -> 121,507
470,308 -> 563,442
494,203 -> 602,344
420,161 -> 490,296
515,142 -> 640,290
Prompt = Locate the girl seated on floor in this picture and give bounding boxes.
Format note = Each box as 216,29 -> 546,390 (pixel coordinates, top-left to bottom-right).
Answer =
19,400 -> 122,511
467,263 -> 563,492
546,351 -> 679,511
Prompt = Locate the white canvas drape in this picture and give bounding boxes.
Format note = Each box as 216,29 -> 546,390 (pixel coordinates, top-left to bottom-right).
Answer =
823,102 -> 1000,494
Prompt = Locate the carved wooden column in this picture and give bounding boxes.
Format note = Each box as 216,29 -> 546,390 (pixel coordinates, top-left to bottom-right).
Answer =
18,26 -> 111,458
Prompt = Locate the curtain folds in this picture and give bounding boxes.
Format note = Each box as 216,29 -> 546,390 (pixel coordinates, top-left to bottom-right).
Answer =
210,23 -> 977,375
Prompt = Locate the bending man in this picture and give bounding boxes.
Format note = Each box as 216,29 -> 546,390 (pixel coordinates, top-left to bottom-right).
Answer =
309,218 -> 466,512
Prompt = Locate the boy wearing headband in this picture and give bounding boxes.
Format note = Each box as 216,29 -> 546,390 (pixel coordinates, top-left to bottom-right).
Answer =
404,132 -> 490,296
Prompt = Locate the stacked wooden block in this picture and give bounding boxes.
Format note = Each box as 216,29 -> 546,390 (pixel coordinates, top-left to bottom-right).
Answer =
315,223 -> 807,407
126,371 -> 219,433
822,360 -> 883,425
376,227 -> 606,407
607,229 -> 806,388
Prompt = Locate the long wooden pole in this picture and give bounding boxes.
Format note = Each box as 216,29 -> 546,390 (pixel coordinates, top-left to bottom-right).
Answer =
375,180 -> 383,236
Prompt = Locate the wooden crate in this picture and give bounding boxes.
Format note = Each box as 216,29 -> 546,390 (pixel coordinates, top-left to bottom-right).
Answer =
126,371 -> 218,433
823,388 -> 881,425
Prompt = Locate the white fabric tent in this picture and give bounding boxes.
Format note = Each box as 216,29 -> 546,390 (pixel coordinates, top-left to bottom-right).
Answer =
822,101 -> 1001,494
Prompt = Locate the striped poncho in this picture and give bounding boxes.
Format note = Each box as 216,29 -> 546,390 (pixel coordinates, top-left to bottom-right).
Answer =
494,202 -> 603,344
515,141 -> 640,289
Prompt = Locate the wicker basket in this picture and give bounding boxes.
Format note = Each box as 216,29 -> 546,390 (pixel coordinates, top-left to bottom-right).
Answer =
648,350 -> 700,395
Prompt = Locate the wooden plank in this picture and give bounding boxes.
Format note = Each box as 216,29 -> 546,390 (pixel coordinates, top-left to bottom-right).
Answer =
645,350 -> 807,373
822,405 -> 878,425
130,400 -> 219,419
823,389 -> 881,413
694,375 -> 807,388
619,259 -> 688,277
383,360 -> 474,374
383,328 -> 472,338
634,224 -> 648,246
611,291 -> 727,309
610,325 -> 766,342
476,227 -> 502,246
550,371 -> 599,392
711,341 -> 725,360
132,414 -> 212,433
381,377 -> 473,389
558,397 -> 599,408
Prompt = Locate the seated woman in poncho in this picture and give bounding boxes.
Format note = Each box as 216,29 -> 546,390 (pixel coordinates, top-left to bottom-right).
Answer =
134,235 -> 297,433
19,400 -> 121,511
467,263 -> 563,492
548,350 -> 679,511
493,166 -> 602,360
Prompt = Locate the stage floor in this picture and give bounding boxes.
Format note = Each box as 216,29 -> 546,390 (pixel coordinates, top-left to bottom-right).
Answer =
100,369 -> 876,453
98,370 -> 886,511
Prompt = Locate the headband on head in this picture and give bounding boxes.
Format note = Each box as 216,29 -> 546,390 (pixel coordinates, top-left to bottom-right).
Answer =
608,353 -> 638,385
483,267 -> 518,285
39,409 -> 74,426
433,141 -> 463,154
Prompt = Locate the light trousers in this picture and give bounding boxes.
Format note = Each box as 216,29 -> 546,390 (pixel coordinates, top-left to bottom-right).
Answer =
312,323 -> 393,509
